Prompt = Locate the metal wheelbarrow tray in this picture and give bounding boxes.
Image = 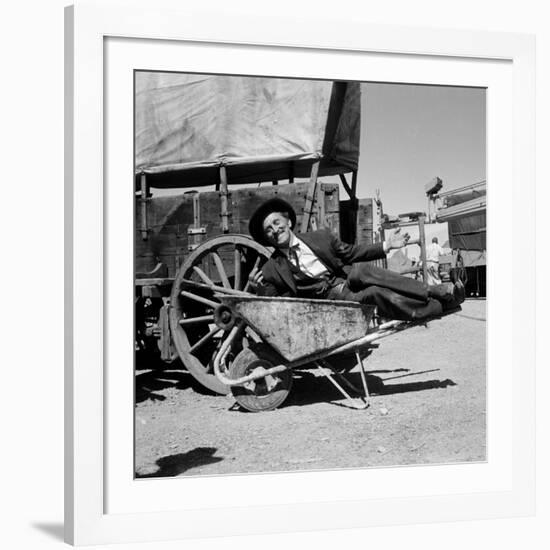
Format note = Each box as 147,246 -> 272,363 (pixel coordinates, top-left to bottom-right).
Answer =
212,295 -> 409,412
219,296 -> 375,361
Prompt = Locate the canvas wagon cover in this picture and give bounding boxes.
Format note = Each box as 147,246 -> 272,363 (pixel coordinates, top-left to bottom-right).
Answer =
135,72 -> 360,187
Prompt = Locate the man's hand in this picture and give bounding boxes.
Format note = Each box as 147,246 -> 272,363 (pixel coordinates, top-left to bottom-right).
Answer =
247,266 -> 264,291
384,227 -> 411,252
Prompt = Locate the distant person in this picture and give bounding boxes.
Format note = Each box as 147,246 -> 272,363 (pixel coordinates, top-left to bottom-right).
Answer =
425,237 -> 451,285
247,198 -> 464,322
409,256 -> 421,281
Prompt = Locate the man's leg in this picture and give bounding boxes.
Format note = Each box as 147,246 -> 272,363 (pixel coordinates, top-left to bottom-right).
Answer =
348,262 -> 429,300
348,262 -> 464,306
328,283 -> 443,321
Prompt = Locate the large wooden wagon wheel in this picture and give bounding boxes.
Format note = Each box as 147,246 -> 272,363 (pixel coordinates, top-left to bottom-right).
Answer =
169,234 -> 271,394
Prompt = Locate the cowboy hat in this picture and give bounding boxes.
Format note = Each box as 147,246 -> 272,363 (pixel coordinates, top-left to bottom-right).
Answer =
248,197 -> 297,246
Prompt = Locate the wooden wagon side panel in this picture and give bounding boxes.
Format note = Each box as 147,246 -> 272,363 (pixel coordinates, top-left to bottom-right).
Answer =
136,180 -> 342,282
339,197 -> 375,245
357,197 -> 386,268
229,181 -> 340,236
356,198 -> 374,244
318,183 -> 340,233
135,193 -> 196,277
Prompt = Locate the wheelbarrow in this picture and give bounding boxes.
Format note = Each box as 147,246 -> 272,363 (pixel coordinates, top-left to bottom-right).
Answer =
211,295 -> 408,412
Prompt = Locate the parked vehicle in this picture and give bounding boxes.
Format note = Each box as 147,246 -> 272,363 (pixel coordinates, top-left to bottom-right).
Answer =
134,72 -> 377,394
436,180 -> 487,297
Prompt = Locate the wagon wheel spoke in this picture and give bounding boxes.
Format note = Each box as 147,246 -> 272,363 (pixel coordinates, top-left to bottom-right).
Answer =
180,289 -> 218,309
189,326 -> 223,354
234,247 -> 242,290
211,252 -> 231,289
178,314 -> 214,326
192,265 -> 214,286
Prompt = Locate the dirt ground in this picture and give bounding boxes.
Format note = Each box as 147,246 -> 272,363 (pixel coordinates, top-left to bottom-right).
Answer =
135,299 -> 486,478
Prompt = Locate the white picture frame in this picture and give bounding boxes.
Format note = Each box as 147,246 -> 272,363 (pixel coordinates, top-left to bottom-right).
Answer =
65,1 -> 535,545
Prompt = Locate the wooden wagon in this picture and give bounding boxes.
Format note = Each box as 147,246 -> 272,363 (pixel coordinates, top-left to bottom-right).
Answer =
134,72 -> 378,394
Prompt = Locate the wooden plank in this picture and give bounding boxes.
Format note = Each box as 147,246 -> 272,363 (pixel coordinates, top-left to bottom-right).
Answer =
219,165 -> 230,233
158,305 -> 173,361
418,215 -> 428,283
139,173 -> 149,240
134,277 -> 174,287
140,286 -> 164,298
200,186 -> 230,238
316,184 -> 326,229
321,183 -> 340,234
190,191 -> 205,252
299,160 -> 321,233
356,198 -> 374,244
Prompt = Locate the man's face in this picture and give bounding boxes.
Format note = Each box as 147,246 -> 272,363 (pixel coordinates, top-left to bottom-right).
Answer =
262,211 -> 292,248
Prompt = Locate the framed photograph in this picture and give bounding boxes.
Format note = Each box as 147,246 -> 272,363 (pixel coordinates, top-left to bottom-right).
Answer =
65,1 -> 535,545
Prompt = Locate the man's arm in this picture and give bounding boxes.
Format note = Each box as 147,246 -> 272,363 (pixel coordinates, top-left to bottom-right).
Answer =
329,231 -> 386,264
247,264 -> 292,297
383,227 -> 411,252
329,227 -> 410,265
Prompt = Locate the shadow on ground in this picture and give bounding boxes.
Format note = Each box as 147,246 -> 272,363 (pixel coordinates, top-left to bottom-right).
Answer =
136,447 -> 224,478
32,523 -> 64,541
284,368 -> 456,408
135,366 -> 216,403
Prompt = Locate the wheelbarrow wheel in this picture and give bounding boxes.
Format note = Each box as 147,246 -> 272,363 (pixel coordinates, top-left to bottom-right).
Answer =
230,344 -> 293,412
169,234 -> 270,395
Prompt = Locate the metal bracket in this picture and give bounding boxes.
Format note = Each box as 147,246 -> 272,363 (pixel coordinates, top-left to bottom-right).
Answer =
187,227 -> 206,235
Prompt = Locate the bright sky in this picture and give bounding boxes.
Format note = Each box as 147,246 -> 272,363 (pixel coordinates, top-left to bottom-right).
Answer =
358,82 -> 486,215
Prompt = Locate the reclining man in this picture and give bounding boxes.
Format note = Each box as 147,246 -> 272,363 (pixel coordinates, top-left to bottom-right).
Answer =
247,198 -> 464,322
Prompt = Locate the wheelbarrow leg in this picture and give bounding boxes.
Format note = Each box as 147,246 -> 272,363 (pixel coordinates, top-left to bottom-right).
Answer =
355,350 -> 371,403
314,362 -> 369,410
318,359 -> 364,394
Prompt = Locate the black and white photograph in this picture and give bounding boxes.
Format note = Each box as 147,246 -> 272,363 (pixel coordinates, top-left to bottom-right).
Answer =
133,71 -> 487,478
3,0 -> 546,547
